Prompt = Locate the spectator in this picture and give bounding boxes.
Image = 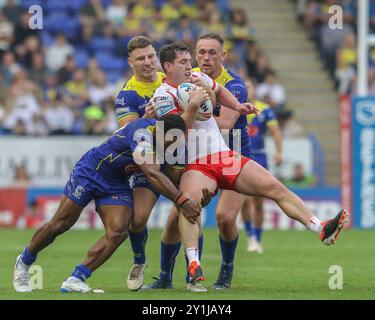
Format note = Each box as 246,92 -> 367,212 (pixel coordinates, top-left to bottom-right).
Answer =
45,34 -> 75,71
16,35 -> 40,68
227,8 -> 255,44
255,70 -> 286,111
44,92 -> 75,135
83,104 -> 106,135
0,50 -> 21,84
79,0 -> 106,31
284,163 -> 316,188
19,200 -> 43,229
2,0 -> 23,24
63,69 -> 90,109
28,112 -> 49,136
252,51 -> 271,84
12,163 -> 32,186
57,54 -> 76,85
28,51 -> 47,84
88,70 -> 116,105
335,32 -> 356,95
0,10 -> 14,60
12,11 -> 39,49
105,0 -> 128,28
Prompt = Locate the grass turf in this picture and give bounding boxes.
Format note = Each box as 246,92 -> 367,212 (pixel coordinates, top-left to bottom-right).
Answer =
1,228 -> 374,300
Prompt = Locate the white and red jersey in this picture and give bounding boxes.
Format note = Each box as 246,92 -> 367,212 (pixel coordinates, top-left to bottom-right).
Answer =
151,72 -> 230,163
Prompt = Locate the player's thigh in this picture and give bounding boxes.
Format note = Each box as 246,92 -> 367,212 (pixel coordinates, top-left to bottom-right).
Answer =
97,204 -> 133,236
234,160 -> 287,200
216,190 -> 246,222
180,170 -> 217,202
133,187 -> 158,224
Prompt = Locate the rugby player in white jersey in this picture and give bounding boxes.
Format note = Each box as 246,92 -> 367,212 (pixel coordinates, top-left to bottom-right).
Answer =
147,42 -> 349,292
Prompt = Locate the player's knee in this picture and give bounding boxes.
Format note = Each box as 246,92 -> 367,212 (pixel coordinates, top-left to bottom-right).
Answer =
131,213 -> 149,233
49,218 -> 72,235
216,210 -> 237,230
107,229 -> 128,246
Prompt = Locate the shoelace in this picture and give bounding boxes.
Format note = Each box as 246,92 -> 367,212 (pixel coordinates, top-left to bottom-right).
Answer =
129,265 -> 143,279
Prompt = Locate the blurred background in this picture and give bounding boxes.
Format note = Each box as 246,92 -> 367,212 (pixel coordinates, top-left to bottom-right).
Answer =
0,0 -> 373,230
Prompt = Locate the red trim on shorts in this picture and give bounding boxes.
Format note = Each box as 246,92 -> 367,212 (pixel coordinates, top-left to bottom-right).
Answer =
185,150 -> 251,190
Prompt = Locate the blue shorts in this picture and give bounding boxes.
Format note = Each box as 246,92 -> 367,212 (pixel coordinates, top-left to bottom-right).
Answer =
252,152 -> 268,169
64,156 -> 133,210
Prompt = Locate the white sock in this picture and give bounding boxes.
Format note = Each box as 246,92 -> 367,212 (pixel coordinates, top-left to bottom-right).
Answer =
306,216 -> 322,234
185,247 -> 200,265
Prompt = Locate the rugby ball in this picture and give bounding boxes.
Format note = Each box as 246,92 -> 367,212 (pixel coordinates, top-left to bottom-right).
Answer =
176,83 -> 213,121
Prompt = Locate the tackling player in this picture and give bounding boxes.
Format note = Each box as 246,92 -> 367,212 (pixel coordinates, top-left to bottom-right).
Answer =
12,114 -> 206,293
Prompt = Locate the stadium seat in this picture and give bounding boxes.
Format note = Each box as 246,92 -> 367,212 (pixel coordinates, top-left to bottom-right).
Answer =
41,32 -> 54,47
44,13 -> 70,33
90,37 -> 116,54
20,0 -> 43,9
95,53 -> 128,72
45,0 -> 69,14
65,0 -> 88,13
106,71 -> 124,84
75,49 -> 89,69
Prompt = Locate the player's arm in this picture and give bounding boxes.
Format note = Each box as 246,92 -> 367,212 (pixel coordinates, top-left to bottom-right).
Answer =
215,84 -> 258,115
267,121 -> 283,165
115,90 -> 140,127
214,107 -> 240,129
135,161 -> 201,224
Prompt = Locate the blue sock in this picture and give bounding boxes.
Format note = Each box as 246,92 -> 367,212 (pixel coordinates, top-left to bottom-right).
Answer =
185,234 -> 204,283
21,247 -> 37,265
254,228 -> 263,243
159,242 -> 181,282
129,227 -> 148,264
219,235 -> 239,273
244,220 -> 253,237
71,264 -> 92,282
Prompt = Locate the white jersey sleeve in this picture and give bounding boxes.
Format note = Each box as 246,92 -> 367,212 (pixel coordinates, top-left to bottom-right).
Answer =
151,85 -> 180,118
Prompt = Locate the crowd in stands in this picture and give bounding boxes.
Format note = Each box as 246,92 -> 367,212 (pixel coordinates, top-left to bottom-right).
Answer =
0,0 -> 290,136
295,0 -> 375,96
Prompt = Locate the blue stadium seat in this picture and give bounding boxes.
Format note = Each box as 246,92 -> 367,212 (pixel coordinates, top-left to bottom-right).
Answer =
20,0 -> 43,9
44,13 -> 70,33
75,49 -> 89,68
41,31 -> 54,47
66,0 -> 88,13
45,0 -> 69,14
90,37 -> 116,53
106,71 -> 124,84
95,53 -> 128,72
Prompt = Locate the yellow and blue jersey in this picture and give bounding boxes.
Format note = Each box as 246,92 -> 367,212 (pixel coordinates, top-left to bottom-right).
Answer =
246,100 -> 278,153
193,66 -> 252,158
90,118 -> 157,181
115,72 -> 165,123
64,118 -> 157,209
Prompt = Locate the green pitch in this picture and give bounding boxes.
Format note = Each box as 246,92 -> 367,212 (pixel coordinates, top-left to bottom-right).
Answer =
1,228 -> 374,300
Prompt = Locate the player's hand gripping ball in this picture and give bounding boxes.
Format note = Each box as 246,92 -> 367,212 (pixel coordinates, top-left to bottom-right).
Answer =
176,83 -> 213,121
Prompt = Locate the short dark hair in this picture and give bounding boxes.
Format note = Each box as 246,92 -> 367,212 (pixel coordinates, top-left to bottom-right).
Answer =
127,36 -> 154,54
159,42 -> 191,72
157,114 -> 186,133
197,33 -> 224,47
